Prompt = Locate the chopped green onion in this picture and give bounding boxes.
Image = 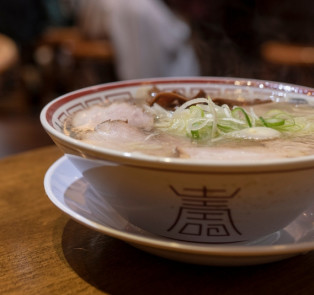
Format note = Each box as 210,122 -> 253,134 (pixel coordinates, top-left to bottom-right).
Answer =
232,107 -> 252,127
191,130 -> 200,139
260,116 -> 285,127
190,105 -> 204,118
149,96 -> 308,142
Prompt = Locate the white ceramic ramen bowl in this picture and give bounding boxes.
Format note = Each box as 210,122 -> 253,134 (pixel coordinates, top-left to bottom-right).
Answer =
41,77 -> 314,244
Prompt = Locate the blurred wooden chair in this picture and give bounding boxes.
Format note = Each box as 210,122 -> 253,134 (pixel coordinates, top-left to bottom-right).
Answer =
36,26 -> 116,102
260,40 -> 314,87
40,26 -> 114,61
261,41 -> 314,66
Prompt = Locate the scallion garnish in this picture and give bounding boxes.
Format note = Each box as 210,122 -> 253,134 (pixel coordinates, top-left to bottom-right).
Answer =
260,116 -> 285,127
150,96 -> 308,142
232,107 -> 252,127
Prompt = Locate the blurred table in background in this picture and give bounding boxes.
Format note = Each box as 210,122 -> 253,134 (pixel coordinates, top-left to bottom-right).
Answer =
0,115 -> 52,158
1,145 -> 314,295
40,27 -> 114,62
35,26 -> 116,104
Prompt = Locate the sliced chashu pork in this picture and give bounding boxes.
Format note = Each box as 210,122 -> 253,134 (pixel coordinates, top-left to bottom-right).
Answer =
71,101 -> 154,131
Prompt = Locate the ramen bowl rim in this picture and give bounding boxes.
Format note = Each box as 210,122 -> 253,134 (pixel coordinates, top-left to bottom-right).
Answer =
40,76 -> 314,172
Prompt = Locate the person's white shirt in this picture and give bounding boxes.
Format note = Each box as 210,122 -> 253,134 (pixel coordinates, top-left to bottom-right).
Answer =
74,0 -> 200,80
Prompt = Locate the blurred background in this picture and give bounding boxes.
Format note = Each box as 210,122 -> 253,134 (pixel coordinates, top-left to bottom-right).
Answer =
0,0 -> 314,157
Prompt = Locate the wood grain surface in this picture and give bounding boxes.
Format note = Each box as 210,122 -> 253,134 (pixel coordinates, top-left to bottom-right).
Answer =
1,145 -> 314,295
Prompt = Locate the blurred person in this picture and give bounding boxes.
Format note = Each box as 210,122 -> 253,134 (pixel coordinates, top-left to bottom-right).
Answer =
70,0 -> 200,80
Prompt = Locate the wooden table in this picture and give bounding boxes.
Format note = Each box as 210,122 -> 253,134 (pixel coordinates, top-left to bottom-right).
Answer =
1,145 -> 314,295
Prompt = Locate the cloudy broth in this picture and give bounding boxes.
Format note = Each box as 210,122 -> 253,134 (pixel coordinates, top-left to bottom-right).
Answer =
63,99 -> 314,162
